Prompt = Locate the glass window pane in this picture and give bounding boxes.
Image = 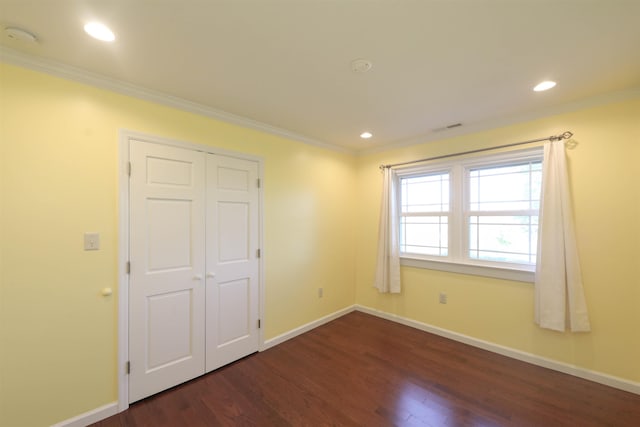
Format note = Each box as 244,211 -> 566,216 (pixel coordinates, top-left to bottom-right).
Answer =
401,172 -> 449,213
469,161 -> 541,212
400,215 -> 448,256
468,215 -> 538,264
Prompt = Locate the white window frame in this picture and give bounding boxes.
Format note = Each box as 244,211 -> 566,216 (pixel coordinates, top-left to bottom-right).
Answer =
397,147 -> 543,283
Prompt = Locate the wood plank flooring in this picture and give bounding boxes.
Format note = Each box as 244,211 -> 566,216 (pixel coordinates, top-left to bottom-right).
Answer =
94,311 -> 640,426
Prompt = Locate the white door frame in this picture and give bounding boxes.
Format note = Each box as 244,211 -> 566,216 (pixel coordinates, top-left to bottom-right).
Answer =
117,129 -> 265,411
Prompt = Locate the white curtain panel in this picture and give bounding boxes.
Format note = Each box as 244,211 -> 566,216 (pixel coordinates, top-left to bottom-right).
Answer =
535,141 -> 591,332
374,167 -> 401,293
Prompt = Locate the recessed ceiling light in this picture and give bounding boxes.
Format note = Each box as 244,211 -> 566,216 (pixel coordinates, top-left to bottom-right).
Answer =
533,80 -> 556,92
84,22 -> 115,42
360,132 -> 373,139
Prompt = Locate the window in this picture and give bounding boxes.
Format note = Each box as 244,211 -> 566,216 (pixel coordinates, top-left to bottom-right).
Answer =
398,148 -> 542,281
400,171 -> 449,256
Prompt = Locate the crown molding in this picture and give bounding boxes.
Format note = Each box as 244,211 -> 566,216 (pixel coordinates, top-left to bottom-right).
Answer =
4,46 -> 637,158
0,46 -> 353,155
359,86 -> 640,156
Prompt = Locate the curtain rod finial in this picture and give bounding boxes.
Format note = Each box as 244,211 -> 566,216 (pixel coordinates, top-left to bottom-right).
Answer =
551,131 -> 574,142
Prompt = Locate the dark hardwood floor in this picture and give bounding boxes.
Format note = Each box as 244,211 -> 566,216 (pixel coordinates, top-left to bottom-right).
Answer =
94,311 -> 640,426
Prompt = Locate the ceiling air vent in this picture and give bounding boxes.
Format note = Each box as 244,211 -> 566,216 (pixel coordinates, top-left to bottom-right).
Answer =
433,123 -> 463,132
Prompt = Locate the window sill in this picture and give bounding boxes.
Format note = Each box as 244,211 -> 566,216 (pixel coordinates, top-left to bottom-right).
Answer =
400,257 -> 535,283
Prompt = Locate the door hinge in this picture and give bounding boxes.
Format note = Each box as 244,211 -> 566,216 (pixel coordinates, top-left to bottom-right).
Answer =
257,178 -> 261,188
126,261 -> 130,274
256,249 -> 261,258
128,162 -> 132,177
258,319 -> 261,329
126,361 -> 130,374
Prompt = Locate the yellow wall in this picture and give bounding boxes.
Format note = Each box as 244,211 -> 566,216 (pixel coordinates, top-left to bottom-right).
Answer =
1,61 -> 639,426
355,96 -> 640,384
0,63 -> 356,426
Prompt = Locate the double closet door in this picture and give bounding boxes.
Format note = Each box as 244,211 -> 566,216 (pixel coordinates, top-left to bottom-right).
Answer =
128,140 -> 260,403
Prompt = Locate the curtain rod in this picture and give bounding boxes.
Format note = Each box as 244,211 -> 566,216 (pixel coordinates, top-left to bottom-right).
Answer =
379,131 -> 573,170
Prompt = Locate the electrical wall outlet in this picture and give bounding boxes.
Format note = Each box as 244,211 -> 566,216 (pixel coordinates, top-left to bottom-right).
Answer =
439,292 -> 447,304
318,287 -> 323,298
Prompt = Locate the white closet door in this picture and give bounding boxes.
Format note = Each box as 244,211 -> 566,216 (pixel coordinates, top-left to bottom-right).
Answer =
205,154 -> 260,372
129,141 -> 206,402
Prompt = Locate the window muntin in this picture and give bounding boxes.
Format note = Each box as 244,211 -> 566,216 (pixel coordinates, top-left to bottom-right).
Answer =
397,149 -> 542,273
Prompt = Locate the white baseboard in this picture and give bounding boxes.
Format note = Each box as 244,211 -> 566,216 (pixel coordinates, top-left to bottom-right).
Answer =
50,402 -> 118,427
50,306 -> 356,426
51,303 -> 638,426
355,304 -> 640,395
262,305 -> 356,350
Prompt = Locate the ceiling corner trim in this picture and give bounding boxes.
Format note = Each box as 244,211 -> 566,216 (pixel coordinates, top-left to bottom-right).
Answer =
0,46 -> 353,155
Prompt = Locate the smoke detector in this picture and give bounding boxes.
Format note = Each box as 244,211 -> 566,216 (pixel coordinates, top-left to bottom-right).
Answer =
4,27 -> 38,43
351,59 -> 373,73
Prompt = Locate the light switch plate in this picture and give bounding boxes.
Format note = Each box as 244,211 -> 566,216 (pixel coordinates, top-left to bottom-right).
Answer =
84,232 -> 100,251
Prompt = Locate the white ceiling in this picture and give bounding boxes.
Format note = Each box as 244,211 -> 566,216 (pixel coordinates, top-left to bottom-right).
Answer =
1,0 -> 639,152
